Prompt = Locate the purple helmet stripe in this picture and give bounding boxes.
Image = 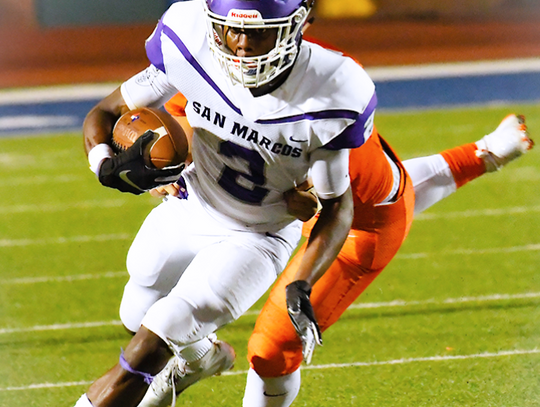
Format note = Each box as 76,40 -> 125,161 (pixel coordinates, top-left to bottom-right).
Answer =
206,0 -> 304,19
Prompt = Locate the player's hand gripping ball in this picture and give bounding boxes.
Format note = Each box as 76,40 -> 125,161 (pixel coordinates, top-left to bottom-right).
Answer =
112,107 -> 189,169
99,108 -> 189,195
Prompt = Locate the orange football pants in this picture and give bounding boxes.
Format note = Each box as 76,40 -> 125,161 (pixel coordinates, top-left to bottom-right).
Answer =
247,176 -> 415,377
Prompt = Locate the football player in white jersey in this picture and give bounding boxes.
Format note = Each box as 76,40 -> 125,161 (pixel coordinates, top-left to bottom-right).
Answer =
71,0 -> 379,406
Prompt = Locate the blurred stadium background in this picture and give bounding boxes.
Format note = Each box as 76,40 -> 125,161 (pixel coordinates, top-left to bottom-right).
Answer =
1,0 -> 540,88
1,2 -> 540,406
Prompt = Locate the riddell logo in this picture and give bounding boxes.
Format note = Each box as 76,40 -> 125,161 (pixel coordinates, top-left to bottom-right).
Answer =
213,29 -> 223,46
227,9 -> 262,20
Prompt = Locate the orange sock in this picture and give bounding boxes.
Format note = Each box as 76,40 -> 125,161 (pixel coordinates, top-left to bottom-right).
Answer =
440,143 -> 486,188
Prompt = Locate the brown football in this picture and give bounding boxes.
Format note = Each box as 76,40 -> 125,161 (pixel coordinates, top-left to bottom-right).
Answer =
112,107 -> 189,169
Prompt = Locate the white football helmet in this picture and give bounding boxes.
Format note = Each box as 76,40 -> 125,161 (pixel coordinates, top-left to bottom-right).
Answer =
203,0 -> 313,88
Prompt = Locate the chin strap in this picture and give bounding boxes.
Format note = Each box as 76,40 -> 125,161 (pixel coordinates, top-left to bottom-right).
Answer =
119,348 -> 155,385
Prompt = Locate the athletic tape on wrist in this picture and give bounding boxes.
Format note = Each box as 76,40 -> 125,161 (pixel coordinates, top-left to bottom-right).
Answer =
88,143 -> 114,176
119,348 -> 155,384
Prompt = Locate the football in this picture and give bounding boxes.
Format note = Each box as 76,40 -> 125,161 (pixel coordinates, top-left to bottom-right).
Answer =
112,107 -> 189,169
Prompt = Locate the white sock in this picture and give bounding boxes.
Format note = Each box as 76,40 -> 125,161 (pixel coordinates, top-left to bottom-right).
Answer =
74,394 -> 93,407
243,368 -> 301,407
180,337 -> 213,363
402,154 -> 457,216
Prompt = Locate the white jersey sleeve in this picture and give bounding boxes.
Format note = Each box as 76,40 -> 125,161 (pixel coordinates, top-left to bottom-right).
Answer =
310,149 -> 350,200
120,65 -> 178,110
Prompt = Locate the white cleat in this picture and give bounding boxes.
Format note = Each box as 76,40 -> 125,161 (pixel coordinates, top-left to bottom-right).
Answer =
476,114 -> 534,172
138,336 -> 235,407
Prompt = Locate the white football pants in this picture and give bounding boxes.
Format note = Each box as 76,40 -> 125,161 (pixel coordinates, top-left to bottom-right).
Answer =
119,189 -> 300,353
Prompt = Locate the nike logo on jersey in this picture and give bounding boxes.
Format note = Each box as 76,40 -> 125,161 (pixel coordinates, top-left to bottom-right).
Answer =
289,136 -> 308,143
263,391 -> 288,398
119,170 -> 143,191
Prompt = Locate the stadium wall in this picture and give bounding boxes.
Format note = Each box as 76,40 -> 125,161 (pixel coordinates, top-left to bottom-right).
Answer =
0,0 -> 539,88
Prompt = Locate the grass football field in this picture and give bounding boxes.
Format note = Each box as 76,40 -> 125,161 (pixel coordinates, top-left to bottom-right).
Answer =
1,103 -> 539,406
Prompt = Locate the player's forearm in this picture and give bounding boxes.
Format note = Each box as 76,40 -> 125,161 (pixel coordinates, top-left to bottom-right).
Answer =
83,107 -> 118,155
83,87 -> 128,155
293,187 -> 353,285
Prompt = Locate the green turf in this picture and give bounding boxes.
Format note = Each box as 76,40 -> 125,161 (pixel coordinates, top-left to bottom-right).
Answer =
0,103 -> 539,406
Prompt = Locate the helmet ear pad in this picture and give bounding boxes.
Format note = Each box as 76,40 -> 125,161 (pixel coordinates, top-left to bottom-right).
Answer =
203,0 -> 312,88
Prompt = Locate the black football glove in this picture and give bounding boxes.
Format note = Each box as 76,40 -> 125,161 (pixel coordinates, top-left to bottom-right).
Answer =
285,280 -> 322,364
99,130 -> 185,195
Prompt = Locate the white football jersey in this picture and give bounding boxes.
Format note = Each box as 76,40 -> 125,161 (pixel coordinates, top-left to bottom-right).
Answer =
122,1 -> 377,233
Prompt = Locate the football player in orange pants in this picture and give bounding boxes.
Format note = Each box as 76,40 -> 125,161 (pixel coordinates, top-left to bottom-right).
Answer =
241,115 -> 533,407
161,93 -> 532,407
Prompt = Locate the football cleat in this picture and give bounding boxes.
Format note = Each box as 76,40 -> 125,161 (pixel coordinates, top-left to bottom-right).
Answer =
475,114 -> 534,172
138,335 -> 235,407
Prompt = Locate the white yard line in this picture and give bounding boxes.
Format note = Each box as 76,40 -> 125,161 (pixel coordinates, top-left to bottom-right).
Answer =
0,199 -> 130,214
0,174 -> 84,187
0,83 -> 120,105
0,381 -> 94,391
0,115 -> 79,129
5,237 -> 538,253
365,58 -> 540,82
0,271 -> 125,285
0,233 -> 132,247
1,241 -> 539,282
1,348 -> 538,391
1,291 -> 538,335
0,320 -> 123,335
1,203 -> 539,246
344,291 -> 540,311
1,58 -> 539,106
297,348 -> 540,372
414,205 -> 540,220
0,201 -> 536,217
395,243 -> 540,260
